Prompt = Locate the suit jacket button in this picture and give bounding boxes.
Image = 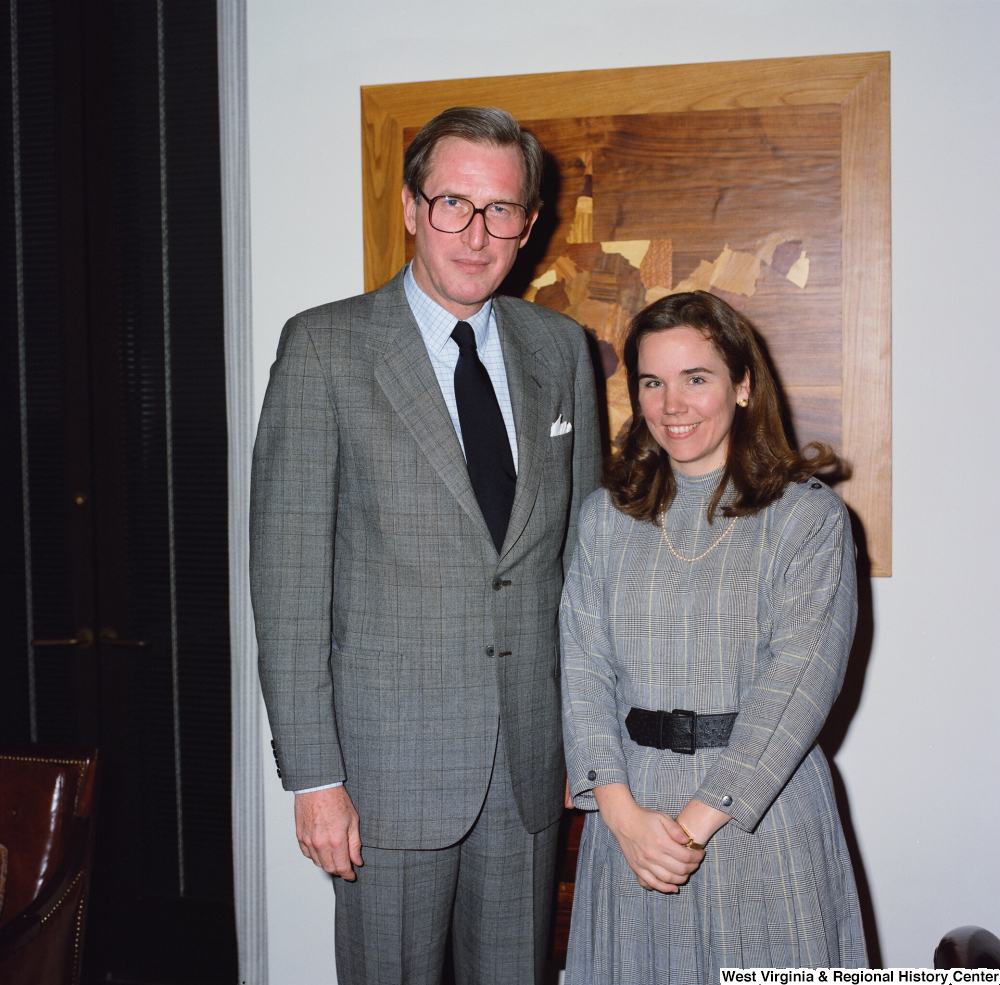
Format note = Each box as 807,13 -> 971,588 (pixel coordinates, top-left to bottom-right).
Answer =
492,575 -> 503,591
485,644 -> 496,658
721,795 -> 733,807
587,770 -> 597,781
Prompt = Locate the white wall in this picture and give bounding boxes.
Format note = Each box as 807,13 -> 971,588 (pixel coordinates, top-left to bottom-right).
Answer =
247,1 -> 1000,979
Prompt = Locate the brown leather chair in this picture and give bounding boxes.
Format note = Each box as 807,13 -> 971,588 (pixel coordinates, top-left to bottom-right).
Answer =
935,926 -> 1000,969
0,745 -> 99,984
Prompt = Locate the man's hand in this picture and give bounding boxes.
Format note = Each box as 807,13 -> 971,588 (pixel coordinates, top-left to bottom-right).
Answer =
294,786 -> 363,880
593,783 -> 703,893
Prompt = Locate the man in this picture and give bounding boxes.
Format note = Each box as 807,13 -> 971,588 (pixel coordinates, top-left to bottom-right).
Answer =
250,106 -> 601,985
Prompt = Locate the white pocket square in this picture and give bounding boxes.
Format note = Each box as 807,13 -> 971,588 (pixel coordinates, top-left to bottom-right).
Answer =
550,414 -> 573,437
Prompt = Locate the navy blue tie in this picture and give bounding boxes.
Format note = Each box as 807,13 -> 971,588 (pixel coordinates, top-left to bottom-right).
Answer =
451,321 -> 516,553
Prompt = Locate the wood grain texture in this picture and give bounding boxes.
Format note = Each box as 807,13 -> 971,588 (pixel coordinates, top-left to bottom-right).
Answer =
361,53 -> 890,574
518,108 -> 843,408
362,55 -> 882,290
361,89 -> 406,284
840,56 -> 892,576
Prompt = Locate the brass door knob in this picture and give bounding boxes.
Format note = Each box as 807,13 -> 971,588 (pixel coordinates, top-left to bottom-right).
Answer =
32,627 -> 95,648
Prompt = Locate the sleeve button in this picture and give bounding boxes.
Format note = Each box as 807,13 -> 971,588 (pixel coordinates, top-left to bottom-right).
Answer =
587,770 -> 597,781
721,795 -> 733,807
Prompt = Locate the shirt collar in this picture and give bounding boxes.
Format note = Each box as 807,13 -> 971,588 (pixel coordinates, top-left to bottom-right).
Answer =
403,264 -> 493,355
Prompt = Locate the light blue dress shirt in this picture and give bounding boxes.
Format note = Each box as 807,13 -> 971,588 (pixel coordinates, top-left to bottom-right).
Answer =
402,264 -> 519,469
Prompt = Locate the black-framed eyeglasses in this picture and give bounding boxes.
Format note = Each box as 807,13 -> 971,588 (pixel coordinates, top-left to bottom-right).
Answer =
419,189 -> 529,239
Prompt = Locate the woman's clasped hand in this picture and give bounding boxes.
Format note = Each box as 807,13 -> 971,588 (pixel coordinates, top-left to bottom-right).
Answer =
593,784 -> 704,892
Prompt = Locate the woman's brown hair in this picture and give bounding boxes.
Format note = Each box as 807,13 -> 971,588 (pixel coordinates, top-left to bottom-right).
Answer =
604,291 -> 838,524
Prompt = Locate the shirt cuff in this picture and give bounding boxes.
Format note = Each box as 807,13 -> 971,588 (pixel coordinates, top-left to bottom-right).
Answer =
293,781 -> 343,794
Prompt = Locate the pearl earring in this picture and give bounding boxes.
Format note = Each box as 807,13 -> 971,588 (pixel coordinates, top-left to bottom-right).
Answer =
737,398 -> 748,408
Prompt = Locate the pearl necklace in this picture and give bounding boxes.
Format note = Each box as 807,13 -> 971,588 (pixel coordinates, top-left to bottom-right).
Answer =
660,511 -> 737,563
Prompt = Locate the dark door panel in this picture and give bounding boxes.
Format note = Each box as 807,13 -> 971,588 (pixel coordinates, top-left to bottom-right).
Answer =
2,2 -> 237,981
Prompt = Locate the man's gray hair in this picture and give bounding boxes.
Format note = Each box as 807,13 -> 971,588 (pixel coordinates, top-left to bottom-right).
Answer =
403,106 -> 545,214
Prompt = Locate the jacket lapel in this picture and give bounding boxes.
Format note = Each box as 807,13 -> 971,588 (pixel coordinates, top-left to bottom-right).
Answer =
494,300 -> 547,561
371,278 -> 495,547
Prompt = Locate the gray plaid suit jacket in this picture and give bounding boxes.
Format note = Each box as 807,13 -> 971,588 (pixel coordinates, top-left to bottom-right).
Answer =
250,270 -> 602,849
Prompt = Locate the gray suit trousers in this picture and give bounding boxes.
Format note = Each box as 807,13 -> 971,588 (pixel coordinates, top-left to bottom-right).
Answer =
332,728 -> 559,985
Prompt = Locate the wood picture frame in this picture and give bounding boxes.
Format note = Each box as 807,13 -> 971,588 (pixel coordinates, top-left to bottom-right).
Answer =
360,53 -> 891,575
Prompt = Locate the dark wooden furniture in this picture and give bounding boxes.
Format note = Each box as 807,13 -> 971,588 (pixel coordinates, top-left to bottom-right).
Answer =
551,811 -> 585,966
0,746 -> 99,983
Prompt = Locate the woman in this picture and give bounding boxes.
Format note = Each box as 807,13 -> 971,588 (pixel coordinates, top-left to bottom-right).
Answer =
560,291 -> 867,983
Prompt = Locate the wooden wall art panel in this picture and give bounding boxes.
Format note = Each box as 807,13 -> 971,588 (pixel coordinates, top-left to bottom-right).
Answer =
361,53 -> 891,576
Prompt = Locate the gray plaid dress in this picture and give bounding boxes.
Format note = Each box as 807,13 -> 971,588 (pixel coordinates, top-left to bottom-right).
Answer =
560,471 -> 867,983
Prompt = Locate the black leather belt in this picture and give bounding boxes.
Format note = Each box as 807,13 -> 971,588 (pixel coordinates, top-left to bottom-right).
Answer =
625,707 -> 737,754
